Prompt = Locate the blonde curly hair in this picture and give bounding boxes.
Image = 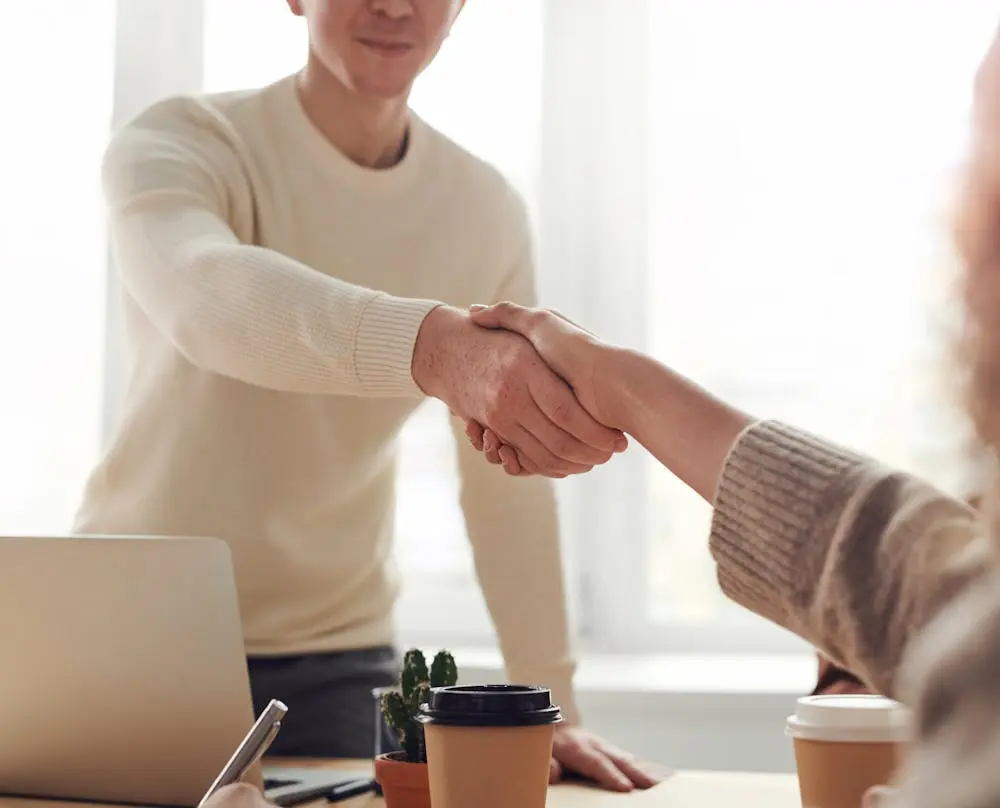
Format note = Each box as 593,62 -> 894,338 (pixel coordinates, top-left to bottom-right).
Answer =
957,32 -> 1000,490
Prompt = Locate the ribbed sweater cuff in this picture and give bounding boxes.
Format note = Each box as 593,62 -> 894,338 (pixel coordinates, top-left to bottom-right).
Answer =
709,420 -> 870,628
353,294 -> 443,396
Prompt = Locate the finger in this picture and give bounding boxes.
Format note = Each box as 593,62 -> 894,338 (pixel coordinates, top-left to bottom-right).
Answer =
531,375 -> 627,457
204,784 -> 268,808
824,681 -> 871,695
597,744 -> 663,789
505,445 -> 563,478
468,301 -> 535,335
465,419 -> 485,451
524,385 -> 620,465
559,744 -> 633,792
497,444 -> 523,475
863,786 -> 896,808
482,429 -> 503,465
549,757 -> 563,785
506,422 -> 592,477
515,448 -> 541,476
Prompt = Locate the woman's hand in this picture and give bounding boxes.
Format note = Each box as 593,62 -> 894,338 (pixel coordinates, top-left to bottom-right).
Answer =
466,303 -> 621,475
202,784 -> 273,808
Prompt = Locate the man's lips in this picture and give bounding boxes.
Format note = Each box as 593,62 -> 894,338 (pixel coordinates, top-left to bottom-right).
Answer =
357,38 -> 415,57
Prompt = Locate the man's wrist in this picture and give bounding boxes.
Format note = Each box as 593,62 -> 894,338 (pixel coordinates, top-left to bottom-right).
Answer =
411,304 -> 468,399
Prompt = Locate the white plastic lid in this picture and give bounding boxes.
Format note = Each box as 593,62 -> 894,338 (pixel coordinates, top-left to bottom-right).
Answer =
785,695 -> 911,743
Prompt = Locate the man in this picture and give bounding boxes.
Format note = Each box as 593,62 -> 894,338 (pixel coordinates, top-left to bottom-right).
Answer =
76,0 -> 657,792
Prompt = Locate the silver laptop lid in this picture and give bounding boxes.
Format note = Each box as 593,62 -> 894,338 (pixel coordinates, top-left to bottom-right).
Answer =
0,535 -> 257,807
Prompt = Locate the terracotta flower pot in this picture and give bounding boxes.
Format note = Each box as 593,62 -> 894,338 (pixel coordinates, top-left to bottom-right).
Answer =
373,752 -> 431,808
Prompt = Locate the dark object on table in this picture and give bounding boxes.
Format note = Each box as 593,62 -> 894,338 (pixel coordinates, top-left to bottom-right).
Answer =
326,778 -> 377,803
263,768 -> 374,806
813,654 -> 868,696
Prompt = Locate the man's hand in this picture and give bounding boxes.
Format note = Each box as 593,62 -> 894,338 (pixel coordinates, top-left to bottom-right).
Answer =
202,784 -> 273,808
463,302 -> 621,475
550,725 -> 666,792
413,305 -> 626,477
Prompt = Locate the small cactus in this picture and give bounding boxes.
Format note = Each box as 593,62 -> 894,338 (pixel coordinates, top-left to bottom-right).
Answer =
380,648 -> 458,763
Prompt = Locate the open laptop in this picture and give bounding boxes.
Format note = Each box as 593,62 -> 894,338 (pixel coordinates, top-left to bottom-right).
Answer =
0,535 -> 371,807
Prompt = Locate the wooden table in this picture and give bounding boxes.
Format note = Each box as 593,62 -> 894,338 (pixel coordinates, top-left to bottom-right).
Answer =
0,760 -> 801,808
269,760 -> 801,808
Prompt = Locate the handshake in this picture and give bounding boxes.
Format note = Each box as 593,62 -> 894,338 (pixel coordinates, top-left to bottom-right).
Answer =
412,301 -> 627,478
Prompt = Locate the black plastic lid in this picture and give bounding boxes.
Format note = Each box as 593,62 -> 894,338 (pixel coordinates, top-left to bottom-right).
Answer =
417,685 -> 563,727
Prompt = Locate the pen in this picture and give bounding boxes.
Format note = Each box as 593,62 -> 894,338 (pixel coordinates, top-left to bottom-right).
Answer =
198,699 -> 288,808
326,778 -> 376,802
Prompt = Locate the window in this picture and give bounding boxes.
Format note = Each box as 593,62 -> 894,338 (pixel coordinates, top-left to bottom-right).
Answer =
91,1 -> 997,660
1,2 -> 114,533
639,2 -> 997,646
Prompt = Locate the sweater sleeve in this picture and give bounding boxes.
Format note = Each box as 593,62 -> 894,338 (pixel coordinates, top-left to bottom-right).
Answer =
102,102 -> 442,396
452,220 -> 580,723
885,574 -> 1000,808
708,420 -> 994,698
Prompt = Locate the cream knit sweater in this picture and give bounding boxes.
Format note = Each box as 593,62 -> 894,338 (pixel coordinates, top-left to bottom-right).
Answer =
74,74 -> 578,720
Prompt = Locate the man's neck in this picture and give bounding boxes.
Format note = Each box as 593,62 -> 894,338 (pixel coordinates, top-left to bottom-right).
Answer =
296,56 -> 411,170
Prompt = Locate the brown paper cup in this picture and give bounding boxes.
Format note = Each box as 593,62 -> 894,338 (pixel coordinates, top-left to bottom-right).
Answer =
786,695 -> 910,808
424,723 -> 555,808
418,684 -> 562,808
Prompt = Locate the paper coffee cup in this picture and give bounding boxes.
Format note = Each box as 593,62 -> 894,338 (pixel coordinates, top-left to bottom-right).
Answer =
418,684 -> 563,808
786,695 -> 910,808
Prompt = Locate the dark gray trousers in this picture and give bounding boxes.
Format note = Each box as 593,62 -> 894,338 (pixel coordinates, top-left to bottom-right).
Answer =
247,646 -> 400,759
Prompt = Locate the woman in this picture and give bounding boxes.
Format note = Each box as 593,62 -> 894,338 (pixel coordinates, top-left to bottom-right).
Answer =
464,24 -> 1000,808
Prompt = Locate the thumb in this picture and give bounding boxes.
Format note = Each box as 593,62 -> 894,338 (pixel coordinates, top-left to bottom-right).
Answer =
468,301 -> 530,332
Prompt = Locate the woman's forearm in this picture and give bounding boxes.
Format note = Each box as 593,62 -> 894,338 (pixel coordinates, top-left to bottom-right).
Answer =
596,346 -> 753,501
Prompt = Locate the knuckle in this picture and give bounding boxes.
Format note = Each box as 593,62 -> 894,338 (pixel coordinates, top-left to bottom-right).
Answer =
548,400 -> 573,428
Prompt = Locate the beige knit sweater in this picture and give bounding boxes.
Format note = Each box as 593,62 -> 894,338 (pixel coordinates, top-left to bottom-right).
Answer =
710,420 -> 1000,808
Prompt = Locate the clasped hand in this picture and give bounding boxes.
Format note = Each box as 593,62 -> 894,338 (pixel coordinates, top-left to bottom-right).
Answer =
411,305 -> 625,477
456,302 -> 617,477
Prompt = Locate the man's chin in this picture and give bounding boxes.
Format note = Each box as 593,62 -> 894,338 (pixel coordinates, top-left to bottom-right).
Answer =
349,70 -> 417,102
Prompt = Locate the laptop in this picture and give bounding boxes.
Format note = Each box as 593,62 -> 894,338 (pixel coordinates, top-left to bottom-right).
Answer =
0,535 -> 371,807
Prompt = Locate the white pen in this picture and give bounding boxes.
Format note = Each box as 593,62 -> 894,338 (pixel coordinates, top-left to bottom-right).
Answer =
198,699 -> 288,808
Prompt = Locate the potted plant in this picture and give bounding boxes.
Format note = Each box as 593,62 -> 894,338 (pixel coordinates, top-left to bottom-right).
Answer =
375,648 -> 458,808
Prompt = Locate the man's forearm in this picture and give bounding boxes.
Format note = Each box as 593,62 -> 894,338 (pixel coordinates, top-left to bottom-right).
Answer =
598,346 -> 754,502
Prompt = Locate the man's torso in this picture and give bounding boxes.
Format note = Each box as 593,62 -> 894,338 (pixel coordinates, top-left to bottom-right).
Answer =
75,76 -> 529,653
